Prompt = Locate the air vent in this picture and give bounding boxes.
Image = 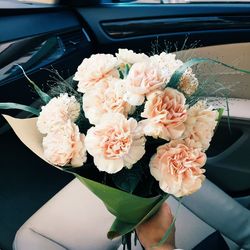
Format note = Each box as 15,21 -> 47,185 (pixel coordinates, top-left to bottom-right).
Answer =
59,29 -> 89,52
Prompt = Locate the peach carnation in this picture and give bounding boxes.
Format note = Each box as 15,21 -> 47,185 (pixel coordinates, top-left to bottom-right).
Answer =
150,140 -> 206,197
150,53 -> 199,94
82,78 -> 134,125
116,48 -> 148,65
85,113 -> 146,174
183,101 -> 218,151
140,88 -> 187,140
73,54 -> 118,93
37,93 -> 80,134
43,120 -> 87,167
123,61 -> 166,106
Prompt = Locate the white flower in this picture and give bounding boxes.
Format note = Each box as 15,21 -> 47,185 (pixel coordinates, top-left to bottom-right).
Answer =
116,49 -> 148,65
150,52 -> 183,83
37,93 -> 80,134
85,113 -> 145,174
43,120 -> 87,167
82,78 -> 134,125
73,54 -> 118,93
183,101 -> 218,151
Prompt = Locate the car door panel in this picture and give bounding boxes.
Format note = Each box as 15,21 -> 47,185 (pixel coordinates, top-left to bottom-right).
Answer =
0,11 -> 80,43
77,4 -> 250,51
0,8 -> 93,123
206,118 -> 250,194
176,43 -> 250,194
101,16 -> 250,39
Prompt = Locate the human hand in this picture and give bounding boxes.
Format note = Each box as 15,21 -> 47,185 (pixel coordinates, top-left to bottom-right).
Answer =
136,203 -> 175,250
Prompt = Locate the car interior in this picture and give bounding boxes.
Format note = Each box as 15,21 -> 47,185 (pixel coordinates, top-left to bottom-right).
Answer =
0,1 -> 250,250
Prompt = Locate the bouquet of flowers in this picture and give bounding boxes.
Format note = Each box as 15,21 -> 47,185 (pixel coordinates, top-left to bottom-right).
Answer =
1,48 -> 237,249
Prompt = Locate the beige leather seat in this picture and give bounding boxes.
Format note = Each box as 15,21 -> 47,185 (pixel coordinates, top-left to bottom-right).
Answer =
13,179 -> 249,250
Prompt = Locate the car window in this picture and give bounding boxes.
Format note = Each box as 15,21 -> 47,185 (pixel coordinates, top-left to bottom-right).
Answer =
120,0 -> 250,3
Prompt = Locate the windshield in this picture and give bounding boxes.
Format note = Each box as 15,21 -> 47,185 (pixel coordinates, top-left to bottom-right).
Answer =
1,0 -> 250,5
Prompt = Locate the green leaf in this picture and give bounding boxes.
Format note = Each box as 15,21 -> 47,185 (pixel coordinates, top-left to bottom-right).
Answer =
17,65 -> 51,104
0,102 -> 39,116
108,193 -> 168,240
118,68 -> 124,79
112,165 -> 143,193
225,97 -> 231,133
62,170 -> 169,239
213,108 -> 225,136
117,64 -> 130,79
168,58 -> 250,90
125,64 -> 130,76
74,172 -> 162,223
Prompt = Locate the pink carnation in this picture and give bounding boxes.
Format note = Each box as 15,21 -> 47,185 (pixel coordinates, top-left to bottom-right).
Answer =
150,140 -> 206,197
183,101 -> 218,151
85,113 -> 145,174
43,121 -> 86,167
140,88 -> 187,140
123,61 -> 166,106
82,78 -> 134,125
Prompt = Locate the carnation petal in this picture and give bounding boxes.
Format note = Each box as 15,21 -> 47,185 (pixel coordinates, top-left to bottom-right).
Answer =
159,173 -> 182,196
73,54 -> 118,93
149,155 -> 161,181
124,92 -> 145,106
116,48 -> 148,65
94,157 -> 124,174
161,123 -> 186,140
123,144 -> 145,168
85,127 -> 102,156
143,123 -> 162,139
183,101 -> 218,151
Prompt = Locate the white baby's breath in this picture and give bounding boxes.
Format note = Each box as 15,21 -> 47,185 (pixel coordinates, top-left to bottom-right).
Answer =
179,68 -> 199,96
